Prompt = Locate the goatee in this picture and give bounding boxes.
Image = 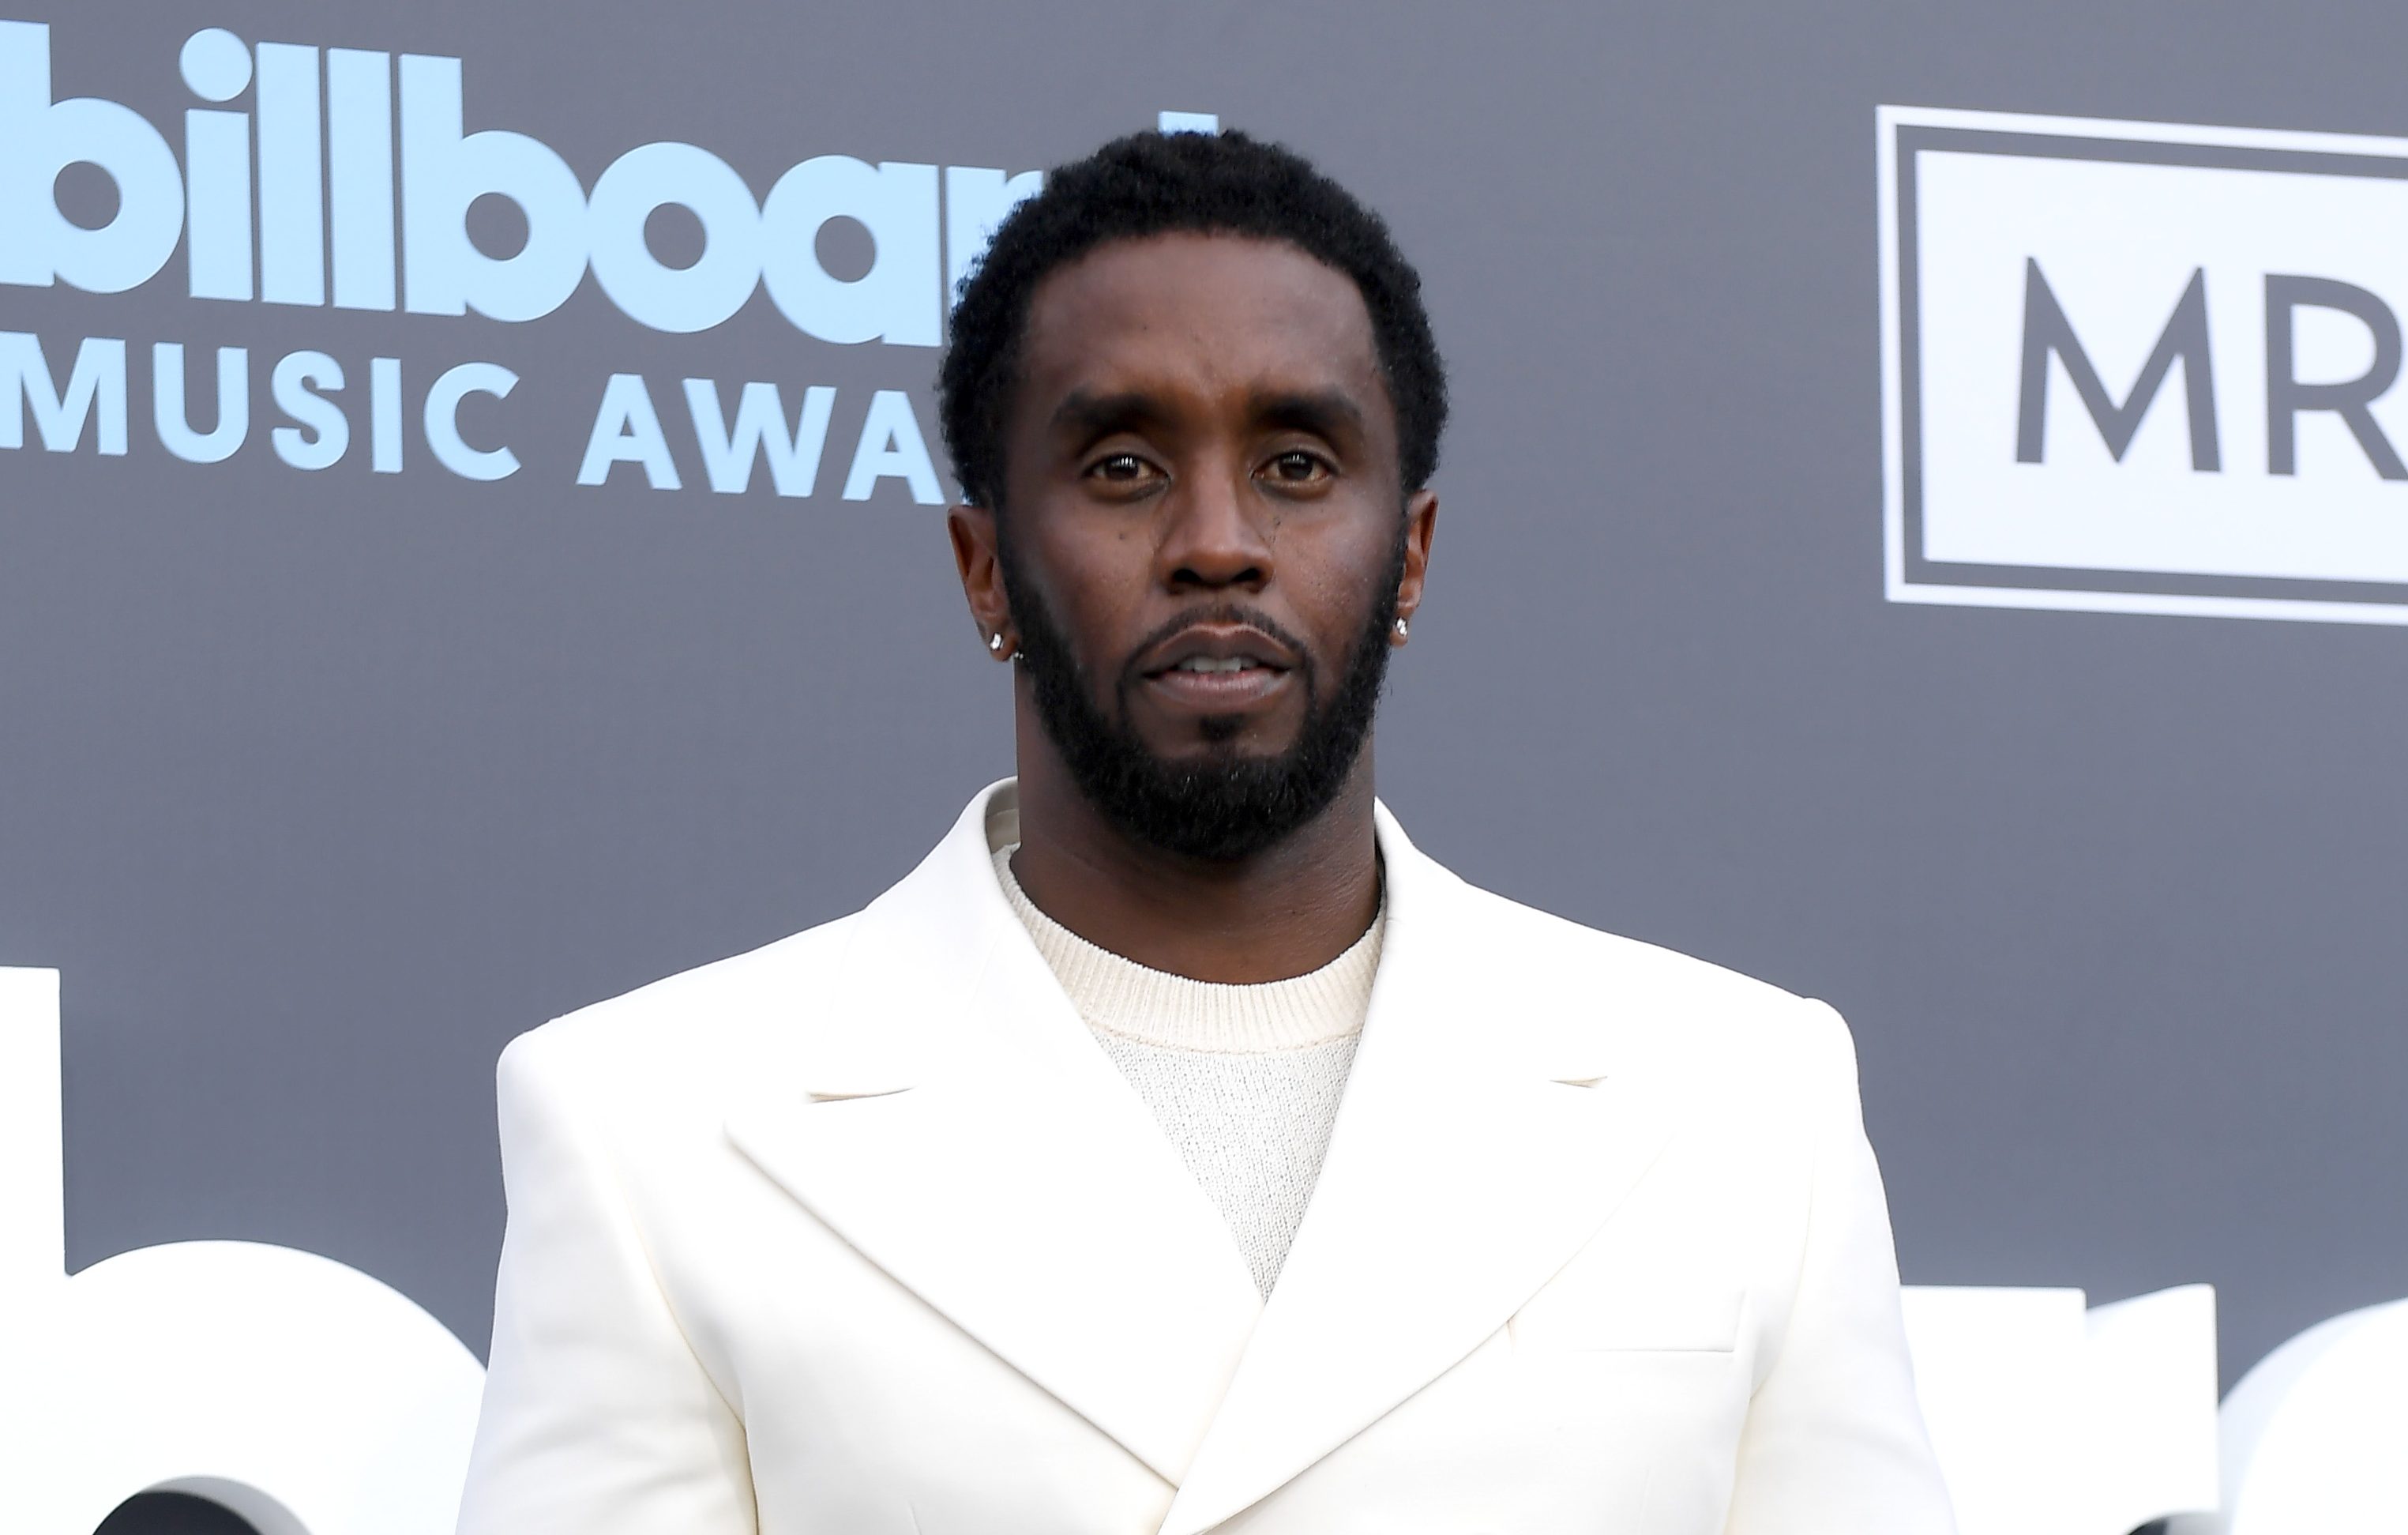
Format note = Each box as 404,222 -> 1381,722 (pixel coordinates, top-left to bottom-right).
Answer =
999,534 -> 1403,863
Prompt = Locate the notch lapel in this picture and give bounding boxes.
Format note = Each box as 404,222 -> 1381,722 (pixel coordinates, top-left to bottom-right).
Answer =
1159,811 -> 1692,1535
724,784 -> 1262,1488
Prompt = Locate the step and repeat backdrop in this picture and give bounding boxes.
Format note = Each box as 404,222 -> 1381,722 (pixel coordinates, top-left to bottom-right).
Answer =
5,0 -> 2406,1529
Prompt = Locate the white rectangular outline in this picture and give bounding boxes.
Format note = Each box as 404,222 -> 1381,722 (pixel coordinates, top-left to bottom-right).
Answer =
1878,103 -> 2408,627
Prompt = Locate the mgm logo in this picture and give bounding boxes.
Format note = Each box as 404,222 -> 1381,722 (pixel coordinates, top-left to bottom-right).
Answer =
1882,106 -> 2408,626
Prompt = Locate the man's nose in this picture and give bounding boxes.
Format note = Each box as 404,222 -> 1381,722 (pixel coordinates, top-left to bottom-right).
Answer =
1158,462 -> 1272,593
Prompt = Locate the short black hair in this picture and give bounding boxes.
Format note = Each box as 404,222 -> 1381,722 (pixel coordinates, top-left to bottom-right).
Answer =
937,128 -> 1448,512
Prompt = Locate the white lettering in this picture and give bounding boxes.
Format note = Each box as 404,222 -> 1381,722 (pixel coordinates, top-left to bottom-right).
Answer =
152,341 -> 249,464
256,42 -> 326,307
176,27 -> 251,103
683,378 -> 835,496
842,387 -> 944,503
182,96 -> 253,303
398,52 -> 588,322
0,23 -> 1050,342
270,350 -> 347,470
423,359 -> 519,480
2168,1300 -> 2408,1534
1902,1285 -> 2218,1535
327,49 -> 397,311
589,142 -> 761,334
1,331 -> 128,454
0,21 -> 185,294
1,969 -> 486,1535
370,356 -> 403,472
174,22 -> 250,303
577,371 -> 679,488
761,157 -> 941,347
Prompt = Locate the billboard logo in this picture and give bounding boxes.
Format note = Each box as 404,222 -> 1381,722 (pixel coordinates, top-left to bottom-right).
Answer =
0,18 -> 1105,497
1880,106 -> 2408,626
0,19 -> 1041,340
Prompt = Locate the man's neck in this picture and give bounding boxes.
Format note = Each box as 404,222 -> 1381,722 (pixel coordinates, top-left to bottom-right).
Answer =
1005,719 -> 1384,986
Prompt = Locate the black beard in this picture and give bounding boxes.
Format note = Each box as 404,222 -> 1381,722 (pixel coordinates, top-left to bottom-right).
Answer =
999,533 -> 1403,863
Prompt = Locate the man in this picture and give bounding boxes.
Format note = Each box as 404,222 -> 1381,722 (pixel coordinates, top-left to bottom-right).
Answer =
455,130 -> 1955,1534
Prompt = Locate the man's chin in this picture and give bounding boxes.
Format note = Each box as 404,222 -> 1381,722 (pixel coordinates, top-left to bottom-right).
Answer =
1121,693 -> 1308,752
1131,732 -> 1304,773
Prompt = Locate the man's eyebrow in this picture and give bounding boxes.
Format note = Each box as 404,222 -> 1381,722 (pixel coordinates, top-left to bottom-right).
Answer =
1050,389 -> 1170,442
1047,386 -> 1369,445
1252,388 -> 1366,441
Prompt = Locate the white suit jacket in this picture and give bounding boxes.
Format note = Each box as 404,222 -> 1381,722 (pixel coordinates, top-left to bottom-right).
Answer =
456,781 -> 1955,1535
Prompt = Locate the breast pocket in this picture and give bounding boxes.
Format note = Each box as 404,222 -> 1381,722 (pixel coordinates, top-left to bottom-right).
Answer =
1508,1280 -> 1745,1353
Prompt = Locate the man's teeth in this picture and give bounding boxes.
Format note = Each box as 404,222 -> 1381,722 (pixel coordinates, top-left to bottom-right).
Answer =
1174,656 -> 1256,672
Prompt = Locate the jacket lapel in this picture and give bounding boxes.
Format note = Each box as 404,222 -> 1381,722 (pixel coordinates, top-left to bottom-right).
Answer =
1157,807 -> 1692,1535
724,783 -> 1263,1488
727,783 -> 1691,1528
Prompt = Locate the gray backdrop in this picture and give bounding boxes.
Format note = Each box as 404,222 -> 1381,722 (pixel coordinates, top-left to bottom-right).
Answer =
6,2 -> 2402,1526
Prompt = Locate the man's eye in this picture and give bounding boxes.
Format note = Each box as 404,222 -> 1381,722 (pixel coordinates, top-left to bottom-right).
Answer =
1265,451 -> 1330,483
1089,453 -> 1153,482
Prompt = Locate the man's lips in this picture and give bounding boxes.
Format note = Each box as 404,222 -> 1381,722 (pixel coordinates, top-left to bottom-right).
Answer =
1137,622 -> 1298,676
1140,662 -> 1291,711
1135,623 -> 1298,712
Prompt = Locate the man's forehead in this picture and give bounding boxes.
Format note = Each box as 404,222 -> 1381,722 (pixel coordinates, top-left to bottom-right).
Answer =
1016,232 -> 1384,411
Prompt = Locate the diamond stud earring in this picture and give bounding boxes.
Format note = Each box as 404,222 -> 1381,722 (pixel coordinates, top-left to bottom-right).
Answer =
988,633 -> 1005,653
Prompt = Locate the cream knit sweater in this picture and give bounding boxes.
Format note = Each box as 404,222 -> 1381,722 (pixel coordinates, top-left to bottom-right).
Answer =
993,846 -> 1381,1296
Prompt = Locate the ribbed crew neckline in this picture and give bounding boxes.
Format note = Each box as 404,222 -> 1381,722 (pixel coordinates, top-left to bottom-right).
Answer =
992,844 -> 1383,1055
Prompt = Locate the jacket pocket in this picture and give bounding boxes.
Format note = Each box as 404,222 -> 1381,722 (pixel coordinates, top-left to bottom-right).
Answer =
1508,1281 -> 1745,1353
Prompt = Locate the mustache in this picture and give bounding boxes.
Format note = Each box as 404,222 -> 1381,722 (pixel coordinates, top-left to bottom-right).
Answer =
1114,604 -> 1317,686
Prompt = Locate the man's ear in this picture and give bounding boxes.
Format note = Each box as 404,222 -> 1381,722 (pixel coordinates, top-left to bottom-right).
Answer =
1391,489 -> 1438,640
948,503 -> 1016,656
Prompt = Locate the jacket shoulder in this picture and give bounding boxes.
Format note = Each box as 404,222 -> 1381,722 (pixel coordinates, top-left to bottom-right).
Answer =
1448,876 -> 1854,1074
498,909 -> 863,1101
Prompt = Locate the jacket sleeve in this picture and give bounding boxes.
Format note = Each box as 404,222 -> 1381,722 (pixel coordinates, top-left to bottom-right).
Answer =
1720,1001 -> 1958,1535
454,1030 -> 757,1535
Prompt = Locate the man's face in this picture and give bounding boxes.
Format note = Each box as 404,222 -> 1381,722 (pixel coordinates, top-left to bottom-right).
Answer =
956,231 -> 1435,860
